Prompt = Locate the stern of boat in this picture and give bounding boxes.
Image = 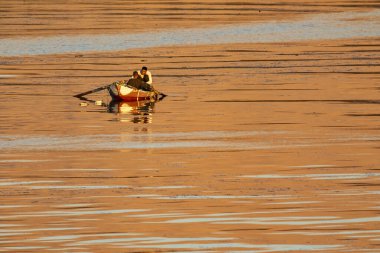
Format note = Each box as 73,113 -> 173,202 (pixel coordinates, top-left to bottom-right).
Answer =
107,83 -> 120,100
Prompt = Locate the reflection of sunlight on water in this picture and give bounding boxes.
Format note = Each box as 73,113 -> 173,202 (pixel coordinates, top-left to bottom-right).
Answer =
119,240 -> 341,251
153,195 -> 291,200
1,10 -> 379,56
108,100 -> 154,124
28,185 -> 195,190
271,229 -> 380,236
32,233 -> 141,242
2,246 -> 49,250
1,133 -> 378,150
134,214 -> 380,228
60,235 -> 342,251
29,185 -> 131,190
0,205 -> 29,209
118,116 -> 152,124
1,209 -> 148,218
68,236 -> 235,246
0,180 -> 62,186
241,173 -> 380,180
1,18 -> 379,252
212,216 -> 380,226
0,74 -> 17,78
0,130 -> 288,150
0,159 -> 52,163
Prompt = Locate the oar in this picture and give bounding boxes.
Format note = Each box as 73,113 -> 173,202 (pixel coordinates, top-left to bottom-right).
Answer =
158,92 -> 168,97
152,88 -> 167,98
73,84 -> 111,98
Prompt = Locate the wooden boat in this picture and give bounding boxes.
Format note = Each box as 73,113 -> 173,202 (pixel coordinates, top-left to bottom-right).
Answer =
108,81 -> 158,102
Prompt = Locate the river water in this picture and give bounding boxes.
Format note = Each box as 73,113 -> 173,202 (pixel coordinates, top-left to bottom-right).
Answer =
1,10 -> 380,56
1,4 -> 380,253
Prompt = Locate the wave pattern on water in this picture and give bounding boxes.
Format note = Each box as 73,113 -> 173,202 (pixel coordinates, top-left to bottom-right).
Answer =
1,8 -> 379,251
1,131 -> 379,151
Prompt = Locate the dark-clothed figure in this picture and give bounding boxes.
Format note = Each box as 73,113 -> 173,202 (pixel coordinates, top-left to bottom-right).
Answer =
127,71 -> 153,91
137,66 -> 153,85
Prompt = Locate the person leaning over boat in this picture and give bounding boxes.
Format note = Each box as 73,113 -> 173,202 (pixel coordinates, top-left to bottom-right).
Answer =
136,66 -> 153,85
126,71 -> 153,91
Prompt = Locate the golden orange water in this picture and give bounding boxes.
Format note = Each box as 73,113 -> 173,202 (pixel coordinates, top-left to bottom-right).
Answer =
1,1 -> 380,252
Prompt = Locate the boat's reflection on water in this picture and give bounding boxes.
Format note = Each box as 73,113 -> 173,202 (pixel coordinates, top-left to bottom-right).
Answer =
77,95 -> 164,124
108,100 -> 156,124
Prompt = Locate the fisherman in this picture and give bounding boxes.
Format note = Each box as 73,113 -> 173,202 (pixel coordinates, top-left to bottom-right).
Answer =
136,66 -> 153,85
126,71 -> 153,91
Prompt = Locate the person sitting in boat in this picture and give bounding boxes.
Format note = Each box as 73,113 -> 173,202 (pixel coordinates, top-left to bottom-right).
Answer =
126,71 -> 153,91
136,66 -> 153,85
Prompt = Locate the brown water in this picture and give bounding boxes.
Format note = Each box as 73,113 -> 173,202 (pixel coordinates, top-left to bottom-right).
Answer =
2,0 -> 379,38
1,1 -> 380,253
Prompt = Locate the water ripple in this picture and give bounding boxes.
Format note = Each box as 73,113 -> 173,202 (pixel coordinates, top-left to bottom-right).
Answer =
0,10 -> 379,56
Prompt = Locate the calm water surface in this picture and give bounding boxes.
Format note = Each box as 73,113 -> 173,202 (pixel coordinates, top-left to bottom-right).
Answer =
1,6 -> 380,253
1,10 -> 380,56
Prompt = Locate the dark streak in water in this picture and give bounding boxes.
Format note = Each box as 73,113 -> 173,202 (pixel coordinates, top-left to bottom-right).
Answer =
222,228 -> 269,231
337,44 -> 380,47
164,64 -> 380,70
345,114 -> 380,117
274,71 -> 380,75
9,175 -> 192,179
319,126 -> 363,128
257,123 -> 301,125
205,99 -> 380,104
219,89 -> 320,91
344,183 -> 380,187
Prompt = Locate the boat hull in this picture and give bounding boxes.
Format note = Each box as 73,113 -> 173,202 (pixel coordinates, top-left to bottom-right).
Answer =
108,83 -> 157,102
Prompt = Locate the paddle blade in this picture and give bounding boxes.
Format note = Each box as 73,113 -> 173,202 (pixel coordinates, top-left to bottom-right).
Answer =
74,84 -> 111,98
